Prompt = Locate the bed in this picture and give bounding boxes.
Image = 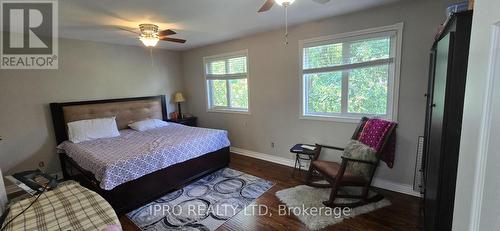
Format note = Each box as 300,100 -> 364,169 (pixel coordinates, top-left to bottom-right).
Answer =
50,95 -> 230,215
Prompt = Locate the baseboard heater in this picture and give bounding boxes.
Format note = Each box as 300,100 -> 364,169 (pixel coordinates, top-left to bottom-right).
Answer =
413,136 -> 424,194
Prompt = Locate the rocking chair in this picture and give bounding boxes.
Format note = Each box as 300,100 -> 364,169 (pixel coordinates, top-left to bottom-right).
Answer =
305,117 -> 396,208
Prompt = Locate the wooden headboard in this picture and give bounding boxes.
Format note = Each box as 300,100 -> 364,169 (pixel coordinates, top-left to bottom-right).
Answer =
50,95 -> 167,144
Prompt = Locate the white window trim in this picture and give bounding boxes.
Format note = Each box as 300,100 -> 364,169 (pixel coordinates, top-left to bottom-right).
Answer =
203,49 -> 251,114
299,23 -> 403,123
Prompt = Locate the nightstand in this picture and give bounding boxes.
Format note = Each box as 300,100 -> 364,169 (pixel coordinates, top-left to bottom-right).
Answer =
168,117 -> 198,127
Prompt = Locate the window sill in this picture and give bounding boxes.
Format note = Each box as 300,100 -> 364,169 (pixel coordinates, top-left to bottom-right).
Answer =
207,108 -> 251,115
300,115 -> 361,124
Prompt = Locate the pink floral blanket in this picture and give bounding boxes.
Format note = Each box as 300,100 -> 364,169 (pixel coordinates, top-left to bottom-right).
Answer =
358,118 -> 397,168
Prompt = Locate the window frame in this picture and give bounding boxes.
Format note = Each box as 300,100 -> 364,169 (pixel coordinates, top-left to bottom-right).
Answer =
299,23 -> 403,123
204,49 -> 250,114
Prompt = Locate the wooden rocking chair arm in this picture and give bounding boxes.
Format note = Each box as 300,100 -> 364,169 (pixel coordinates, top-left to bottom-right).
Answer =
341,156 -> 378,166
311,144 -> 344,161
316,144 -> 344,151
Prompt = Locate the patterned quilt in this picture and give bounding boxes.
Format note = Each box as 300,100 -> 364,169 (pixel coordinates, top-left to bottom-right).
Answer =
0,181 -> 120,231
57,123 -> 231,190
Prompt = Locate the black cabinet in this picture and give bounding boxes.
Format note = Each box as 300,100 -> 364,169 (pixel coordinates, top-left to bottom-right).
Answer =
423,11 -> 472,231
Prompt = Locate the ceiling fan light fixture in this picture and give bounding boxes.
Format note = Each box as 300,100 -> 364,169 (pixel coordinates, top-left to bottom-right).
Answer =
139,24 -> 160,47
274,0 -> 295,6
139,24 -> 159,35
140,35 -> 159,47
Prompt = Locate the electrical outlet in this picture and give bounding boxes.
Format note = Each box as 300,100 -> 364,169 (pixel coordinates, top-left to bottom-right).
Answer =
38,161 -> 47,172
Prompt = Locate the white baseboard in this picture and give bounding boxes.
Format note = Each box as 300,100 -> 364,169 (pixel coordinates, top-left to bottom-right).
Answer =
230,146 -> 422,198
231,147 -> 296,167
371,178 -> 422,197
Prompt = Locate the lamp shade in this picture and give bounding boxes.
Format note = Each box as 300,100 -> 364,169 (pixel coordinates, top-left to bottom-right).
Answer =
174,92 -> 186,103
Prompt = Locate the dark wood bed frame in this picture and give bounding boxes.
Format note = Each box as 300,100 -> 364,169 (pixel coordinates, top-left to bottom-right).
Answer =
50,95 -> 230,215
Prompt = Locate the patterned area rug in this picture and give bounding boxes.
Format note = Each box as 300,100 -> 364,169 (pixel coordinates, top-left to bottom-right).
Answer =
128,168 -> 273,231
276,185 -> 391,230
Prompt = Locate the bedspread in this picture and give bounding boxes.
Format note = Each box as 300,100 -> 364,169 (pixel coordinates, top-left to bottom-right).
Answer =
57,123 -> 230,190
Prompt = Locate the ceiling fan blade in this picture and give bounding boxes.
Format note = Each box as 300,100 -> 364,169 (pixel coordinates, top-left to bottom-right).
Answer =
64,25 -> 140,34
70,1 -> 133,23
159,29 -> 177,36
117,27 -> 140,35
258,0 -> 274,12
312,0 -> 330,4
160,37 -> 187,44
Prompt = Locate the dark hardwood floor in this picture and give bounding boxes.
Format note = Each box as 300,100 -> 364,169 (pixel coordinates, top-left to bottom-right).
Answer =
120,153 -> 422,231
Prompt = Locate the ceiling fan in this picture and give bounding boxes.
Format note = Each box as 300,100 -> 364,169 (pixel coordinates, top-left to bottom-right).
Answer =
258,0 -> 331,12
120,24 -> 186,47
258,0 -> 330,45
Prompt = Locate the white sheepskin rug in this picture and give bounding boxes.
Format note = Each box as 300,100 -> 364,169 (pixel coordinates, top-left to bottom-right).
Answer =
275,185 -> 391,230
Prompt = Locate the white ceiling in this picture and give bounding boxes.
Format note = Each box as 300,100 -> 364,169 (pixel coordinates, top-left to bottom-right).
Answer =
59,0 -> 399,51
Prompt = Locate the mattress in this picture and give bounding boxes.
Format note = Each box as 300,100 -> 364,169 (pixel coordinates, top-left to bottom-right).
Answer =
57,123 -> 230,190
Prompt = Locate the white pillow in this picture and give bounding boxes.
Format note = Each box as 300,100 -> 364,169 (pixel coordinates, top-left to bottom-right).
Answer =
128,119 -> 169,132
67,117 -> 120,143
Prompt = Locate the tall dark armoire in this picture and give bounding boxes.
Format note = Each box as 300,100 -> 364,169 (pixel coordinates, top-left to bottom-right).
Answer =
423,11 -> 473,231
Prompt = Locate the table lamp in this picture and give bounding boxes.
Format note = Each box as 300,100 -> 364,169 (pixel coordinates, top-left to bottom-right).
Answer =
174,92 -> 185,120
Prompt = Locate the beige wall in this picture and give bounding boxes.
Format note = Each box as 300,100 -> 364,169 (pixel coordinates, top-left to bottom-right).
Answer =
0,38 -> 183,174
181,0 -> 453,187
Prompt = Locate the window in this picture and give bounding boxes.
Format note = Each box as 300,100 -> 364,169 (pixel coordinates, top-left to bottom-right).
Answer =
204,50 -> 249,113
300,24 -> 402,122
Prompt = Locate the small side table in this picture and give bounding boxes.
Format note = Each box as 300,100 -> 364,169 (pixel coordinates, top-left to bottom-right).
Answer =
167,116 -> 198,127
290,144 -> 317,176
